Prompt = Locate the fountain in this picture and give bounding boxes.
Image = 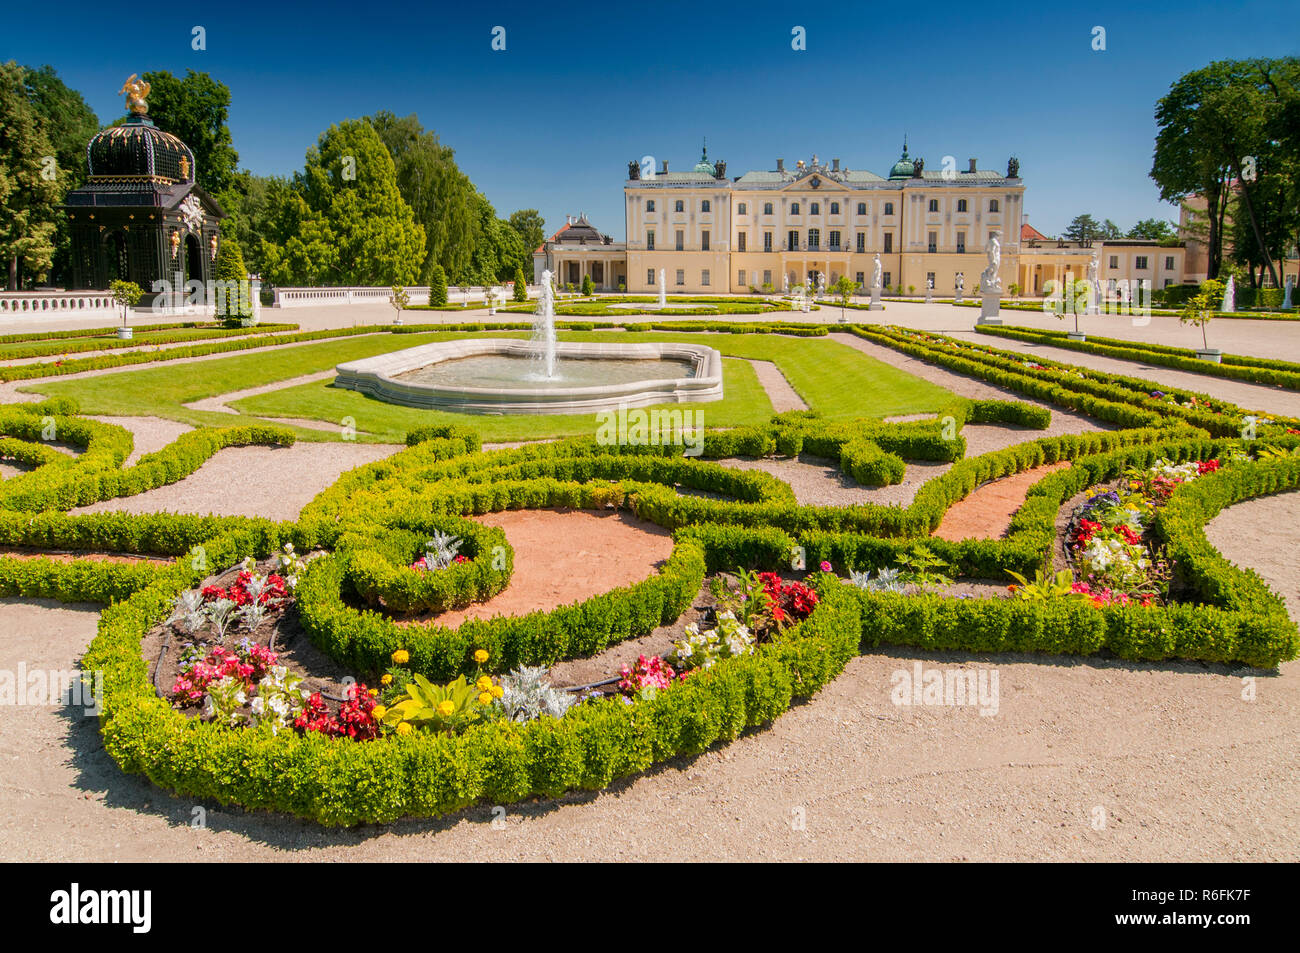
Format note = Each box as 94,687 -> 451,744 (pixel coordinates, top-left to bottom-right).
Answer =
531,269 -> 558,379
332,265 -> 723,415
1285,275 -> 1295,310
658,268 -> 667,309
1222,275 -> 1235,313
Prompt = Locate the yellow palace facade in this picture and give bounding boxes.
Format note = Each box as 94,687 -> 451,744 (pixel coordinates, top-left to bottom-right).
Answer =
622,144 -> 1025,295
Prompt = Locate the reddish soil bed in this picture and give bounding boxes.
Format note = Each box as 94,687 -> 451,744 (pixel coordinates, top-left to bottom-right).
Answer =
415,508 -> 675,629
0,548 -> 171,566
932,462 -> 1071,541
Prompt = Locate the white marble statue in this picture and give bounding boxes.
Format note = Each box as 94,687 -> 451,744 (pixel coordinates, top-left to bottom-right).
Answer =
817,272 -> 827,296
980,233 -> 1003,293
871,254 -> 882,290
955,273 -> 964,292
783,274 -> 789,294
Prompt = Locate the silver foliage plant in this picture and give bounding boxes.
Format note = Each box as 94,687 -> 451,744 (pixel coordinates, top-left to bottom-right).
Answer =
496,665 -> 575,722
849,567 -> 905,593
424,530 -> 463,570
167,590 -> 207,634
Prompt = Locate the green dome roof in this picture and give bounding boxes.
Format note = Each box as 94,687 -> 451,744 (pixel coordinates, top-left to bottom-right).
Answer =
888,142 -> 914,180
693,140 -> 715,175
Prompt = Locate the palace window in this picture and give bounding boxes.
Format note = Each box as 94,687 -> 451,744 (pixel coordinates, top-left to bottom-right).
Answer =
926,271 -> 935,287
738,269 -> 746,285
830,202 -> 840,215
646,200 -> 655,212
791,202 -> 801,215
674,200 -> 685,212
883,271 -> 892,289
883,233 -> 893,253
702,269 -> 710,286
676,269 -> 685,285
956,231 -> 966,253
989,199 -> 1000,213
1165,255 -> 1175,270
764,231 -> 773,252
763,269 -> 772,285
883,202 -> 894,215
857,202 -> 867,215
855,272 -> 865,286
737,203 -> 746,215
675,229 -> 684,251
646,269 -> 654,284
928,199 -> 939,212
701,230 -> 710,251
1135,256 -> 1149,270
856,232 -> 865,253
829,230 -> 841,250
764,202 -> 774,215
787,230 -> 799,251
646,230 -> 655,250
737,232 -> 746,252
957,199 -> 967,212
928,231 -> 937,253
807,228 -> 820,249
701,199 -> 711,213
810,202 -> 820,215
1109,255 -> 1118,268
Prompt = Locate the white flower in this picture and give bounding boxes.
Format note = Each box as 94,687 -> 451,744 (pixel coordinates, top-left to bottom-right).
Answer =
676,641 -> 693,658
250,696 -> 266,716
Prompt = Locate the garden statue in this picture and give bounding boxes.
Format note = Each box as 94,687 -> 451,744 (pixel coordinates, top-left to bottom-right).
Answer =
871,254 -> 882,290
980,233 -> 1002,292
1086,251 -> 1101,313
119,74 -> 150,115
1285,275 -> 1294,310
1007,156 -> 1019,178
627,159 -> 640,180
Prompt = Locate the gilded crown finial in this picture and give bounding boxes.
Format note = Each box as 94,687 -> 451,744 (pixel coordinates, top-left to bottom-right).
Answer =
119,74 -> 151,116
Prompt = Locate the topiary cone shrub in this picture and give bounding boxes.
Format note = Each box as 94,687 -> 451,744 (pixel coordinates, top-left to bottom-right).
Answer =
213,240 -> 255,327
429,264 -> 449,306
513,266 -> 527,302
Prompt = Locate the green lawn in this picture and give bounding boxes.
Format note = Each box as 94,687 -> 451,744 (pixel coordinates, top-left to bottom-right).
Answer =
25,329 -> 954,443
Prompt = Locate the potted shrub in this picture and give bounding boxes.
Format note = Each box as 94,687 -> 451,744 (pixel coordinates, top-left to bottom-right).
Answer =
109,279 -> 143,339
1182,278 -> 1223,362
390,285 -> 409,325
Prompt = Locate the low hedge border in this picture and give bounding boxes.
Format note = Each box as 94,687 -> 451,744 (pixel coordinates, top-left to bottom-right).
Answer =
0,323 -> 299,361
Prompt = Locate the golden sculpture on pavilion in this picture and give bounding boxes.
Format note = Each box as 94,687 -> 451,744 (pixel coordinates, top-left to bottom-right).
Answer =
119,74 -> 151,116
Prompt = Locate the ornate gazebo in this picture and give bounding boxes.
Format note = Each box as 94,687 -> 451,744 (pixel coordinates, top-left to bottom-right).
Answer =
63,75 -> 225,305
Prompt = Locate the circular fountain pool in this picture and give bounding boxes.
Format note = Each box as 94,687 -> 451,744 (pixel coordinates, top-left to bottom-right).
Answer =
333,339 -> 724,415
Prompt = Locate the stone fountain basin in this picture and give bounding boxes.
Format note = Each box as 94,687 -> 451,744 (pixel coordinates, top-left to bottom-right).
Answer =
333,339 -> 724,415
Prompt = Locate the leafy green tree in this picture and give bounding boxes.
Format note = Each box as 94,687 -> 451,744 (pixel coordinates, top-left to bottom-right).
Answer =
0,61 -> 61,289
109,278 -> 143,328
21,65 -> 99,286
212,239 -> 253,325
261,119 -> 425,286
507,209 -> 545,257
140,69 -> 239,194
1099,219 -> 1123,240
832,274 -> 856,321
1064,214 -> 1103,244
1127,218 -> 1177,242
428,263 -> 448,306
512,264 -> 527,302
1181,279 -> 1224,350
216,172 -> 288,277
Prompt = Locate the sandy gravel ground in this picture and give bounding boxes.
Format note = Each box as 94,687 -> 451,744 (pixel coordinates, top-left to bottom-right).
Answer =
70,443 -> 400,522
0,594 -> 1294,861
418,510 -> 673,629
1205,490 -> 1300,620
85,416 -> 193,467
747,359 -> 807,412
934,463 -> 1072,541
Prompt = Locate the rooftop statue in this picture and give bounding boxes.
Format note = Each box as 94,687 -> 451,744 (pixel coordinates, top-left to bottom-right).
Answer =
119,74 -> 150,116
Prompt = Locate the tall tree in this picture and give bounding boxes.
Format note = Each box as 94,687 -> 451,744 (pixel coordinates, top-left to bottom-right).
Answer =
1064,213 -> 1102,244
22,65 -> 99,286
0,61 -> 61,289
507,209 -> 546,257
1127,218 -> 1177,242
261,119 -> 425,286
141,69 -> 239,194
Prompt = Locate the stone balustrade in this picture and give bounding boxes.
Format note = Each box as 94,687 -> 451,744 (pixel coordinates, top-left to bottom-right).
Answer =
0,291 -> 119,317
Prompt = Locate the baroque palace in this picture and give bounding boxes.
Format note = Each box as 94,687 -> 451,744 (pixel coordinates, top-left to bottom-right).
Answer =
534,143 -> 1200,298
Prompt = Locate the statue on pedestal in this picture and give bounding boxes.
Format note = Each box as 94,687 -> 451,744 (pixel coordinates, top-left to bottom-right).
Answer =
871,254 -> 882,290
980,233 -> 1002,293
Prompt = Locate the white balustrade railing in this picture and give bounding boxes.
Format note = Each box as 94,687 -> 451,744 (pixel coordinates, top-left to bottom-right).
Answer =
271,285 -> 534,308
0,291 -> 119,317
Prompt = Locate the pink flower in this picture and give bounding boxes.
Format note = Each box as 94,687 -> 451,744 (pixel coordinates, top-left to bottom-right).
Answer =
819,561 -> 832,572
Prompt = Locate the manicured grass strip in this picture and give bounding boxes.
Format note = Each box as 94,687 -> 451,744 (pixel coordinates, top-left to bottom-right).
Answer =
975,324 -> 1300,390
0,323 -> 299,360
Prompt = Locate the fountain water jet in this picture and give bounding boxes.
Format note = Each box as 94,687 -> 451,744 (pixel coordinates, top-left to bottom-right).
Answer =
1222,275 -> 1236,313
658,268 -> 667,309
532,269 -> 558,379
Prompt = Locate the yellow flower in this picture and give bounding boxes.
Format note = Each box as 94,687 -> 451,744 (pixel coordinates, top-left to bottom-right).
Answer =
437,700 -> 455,717
473,649 -> 489,664
476,675 -> 493,692
392,649 -> 410,665
380,674 -> 392,685
395,721 -> 412,735
372,705 -> 387,720
368,688 -> 378,696
491,685 -> 504,698
478,691 -> 492,705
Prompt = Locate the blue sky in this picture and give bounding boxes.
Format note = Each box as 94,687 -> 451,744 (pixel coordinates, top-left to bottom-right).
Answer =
6,0 -> 1297,240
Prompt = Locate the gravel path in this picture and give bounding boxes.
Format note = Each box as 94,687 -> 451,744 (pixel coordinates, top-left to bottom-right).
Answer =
950,331 -> 1300,419
184,371 -> 338,415
747,359 -> 808,412
1,595 -> 1293,861
85,416 -> 193,467
1204,489 -> 1300,622
70,443 -> 400,522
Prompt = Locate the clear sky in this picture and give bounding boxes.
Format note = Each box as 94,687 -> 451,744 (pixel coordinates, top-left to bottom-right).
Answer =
6,0 -> 1297,241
